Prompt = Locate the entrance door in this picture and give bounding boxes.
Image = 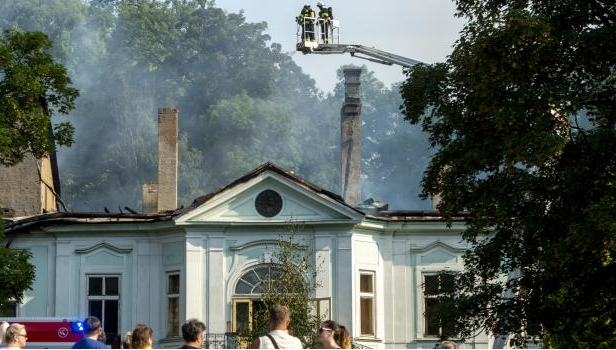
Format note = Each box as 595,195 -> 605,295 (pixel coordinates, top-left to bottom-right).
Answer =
232,299 -> 267,333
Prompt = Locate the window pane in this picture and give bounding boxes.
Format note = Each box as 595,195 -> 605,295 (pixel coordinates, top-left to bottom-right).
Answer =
234,302 -> 250,333
168,274 -> 180,294
89,277 -> 103,296
360,274 -> 373,294
167,297 -> 179,337
242,270 -> 260,285
360,297 -> 374,335
252,283 -> 264,294
440,274 -> 455,293
424,275 -> 439,295
235,280 -> 252,294
0,301 -> 17,317
254,267 -> 269,280
425,298 -> 440,336
104,300 -> 119,335
89,300 -> 103,322
105,277 -> 119,296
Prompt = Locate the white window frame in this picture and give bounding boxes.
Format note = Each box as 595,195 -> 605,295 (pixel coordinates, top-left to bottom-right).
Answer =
421,271 -> 456,338
166,271 -> 181,337
86,274 -> 121,337
358,270 -> 376,337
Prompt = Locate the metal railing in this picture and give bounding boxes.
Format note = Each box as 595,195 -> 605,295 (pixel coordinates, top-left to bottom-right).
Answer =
200,333 -> 373,349
296,16 -> 340,50
202,333 -> 241,349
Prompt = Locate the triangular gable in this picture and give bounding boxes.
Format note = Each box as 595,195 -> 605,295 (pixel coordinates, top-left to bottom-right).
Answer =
176,164 -> 364,224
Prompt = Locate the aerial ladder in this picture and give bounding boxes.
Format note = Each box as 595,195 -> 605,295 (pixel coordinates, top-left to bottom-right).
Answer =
296,14 -> 423,68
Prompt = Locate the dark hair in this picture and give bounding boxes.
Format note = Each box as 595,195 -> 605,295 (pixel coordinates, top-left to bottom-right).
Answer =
182,319 -> 206,343
269,305 -> 290,328
84,316 -> 102,335
321,320 -> 351,349
131,324 -> 153,349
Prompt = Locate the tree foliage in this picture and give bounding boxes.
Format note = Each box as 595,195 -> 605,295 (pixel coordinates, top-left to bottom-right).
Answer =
0,30 -> 79,165
0,239 -> 35,315
400,0 -> 615,347
0,0 -> 430,212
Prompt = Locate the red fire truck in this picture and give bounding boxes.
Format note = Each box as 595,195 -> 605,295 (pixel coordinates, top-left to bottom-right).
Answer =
0,317 -> 84,348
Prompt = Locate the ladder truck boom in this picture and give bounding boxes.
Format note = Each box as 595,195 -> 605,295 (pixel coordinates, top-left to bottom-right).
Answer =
296,16 -> 423,68
305,44 -> 423,68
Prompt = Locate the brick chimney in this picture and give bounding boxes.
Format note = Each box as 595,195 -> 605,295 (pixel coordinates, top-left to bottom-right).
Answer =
157,107 -> 178,212
340,68 -> 362,206
142,182 -> 158,214
0,154 -> 59,217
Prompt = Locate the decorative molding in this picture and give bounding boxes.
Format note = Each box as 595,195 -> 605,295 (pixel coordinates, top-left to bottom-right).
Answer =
410,240 -> 467,254
75,241 -> 133,255
230,239 -> 307,251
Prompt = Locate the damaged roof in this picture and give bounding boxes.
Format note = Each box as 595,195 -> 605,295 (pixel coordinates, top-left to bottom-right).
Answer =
4,162 -> 464,235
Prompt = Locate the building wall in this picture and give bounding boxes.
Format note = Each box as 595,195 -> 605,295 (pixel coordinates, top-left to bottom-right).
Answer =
8,219 -> 493,349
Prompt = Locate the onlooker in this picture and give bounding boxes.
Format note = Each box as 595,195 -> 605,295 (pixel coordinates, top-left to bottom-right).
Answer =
122,331 -> 132,349
179,319 -> 206,349
131,324 -> 153,349
439,340 -> 459,349
250,305 -> 303,349
317,320 -> 350,349
0,322 -> 10,347
97,329 -> 107,345
71,316 -> 109,349
2,323 -> 27,349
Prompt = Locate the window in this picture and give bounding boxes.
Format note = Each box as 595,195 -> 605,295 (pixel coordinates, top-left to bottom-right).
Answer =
0,300 -> 17,317
87,275 -> 120,345
359,271 -> 375,337
423,273 -> 455,337
232,265 -> 282,333
311,297 -> 332,321
167,272 -> 180,337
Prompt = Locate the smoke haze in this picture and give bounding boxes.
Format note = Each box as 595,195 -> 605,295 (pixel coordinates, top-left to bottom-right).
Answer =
0,0 -> 432,212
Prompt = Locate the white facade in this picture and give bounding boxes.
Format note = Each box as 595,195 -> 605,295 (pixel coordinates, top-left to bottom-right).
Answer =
4,164 -> 492,348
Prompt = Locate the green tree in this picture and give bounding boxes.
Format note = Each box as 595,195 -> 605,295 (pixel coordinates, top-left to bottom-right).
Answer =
0,239 -> 36,316
242,223 -> 322,349
400,0 -> 615,347
0,30 -> 79,165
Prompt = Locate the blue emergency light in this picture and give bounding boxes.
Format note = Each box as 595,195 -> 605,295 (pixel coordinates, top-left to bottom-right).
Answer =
70,321 -> 84,333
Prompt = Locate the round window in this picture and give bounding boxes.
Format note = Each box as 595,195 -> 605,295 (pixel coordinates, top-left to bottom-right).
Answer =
255,190 -> 283,217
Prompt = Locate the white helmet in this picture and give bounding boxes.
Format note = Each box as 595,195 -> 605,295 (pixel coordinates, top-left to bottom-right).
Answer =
317,2 -> 325,7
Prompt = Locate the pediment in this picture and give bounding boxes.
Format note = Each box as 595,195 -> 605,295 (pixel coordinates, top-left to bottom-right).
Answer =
176,170 -> 363,224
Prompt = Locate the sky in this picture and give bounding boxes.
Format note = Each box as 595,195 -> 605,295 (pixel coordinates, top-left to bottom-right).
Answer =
217,0 -> 465,92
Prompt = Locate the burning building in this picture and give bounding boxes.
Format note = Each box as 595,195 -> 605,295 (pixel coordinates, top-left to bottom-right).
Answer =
1,71 -> 492,349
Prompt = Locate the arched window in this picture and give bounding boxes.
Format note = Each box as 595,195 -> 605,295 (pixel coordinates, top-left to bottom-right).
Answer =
232,264 -> 282,333
234,264 -> 282,296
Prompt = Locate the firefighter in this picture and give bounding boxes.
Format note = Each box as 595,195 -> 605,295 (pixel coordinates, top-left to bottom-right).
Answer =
296,4 -> 316,42
317,2 -> 333,43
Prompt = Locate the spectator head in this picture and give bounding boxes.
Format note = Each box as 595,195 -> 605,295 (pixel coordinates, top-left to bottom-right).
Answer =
83,316 -> 102,338
439,340 -> 459,349
131,324 -> 153,349
122,331 -> 132,349
268,305 -> 290,330
0,322 -> 10,346
319,320 -> 351,349
3,323 -> 27,348
181,319 -> 205,345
